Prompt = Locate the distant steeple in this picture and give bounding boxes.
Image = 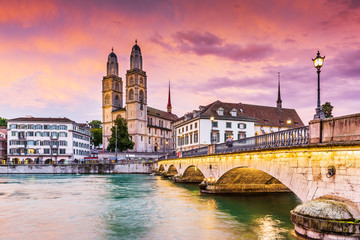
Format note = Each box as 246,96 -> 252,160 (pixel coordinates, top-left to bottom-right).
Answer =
277,72 -> 282,110
167,79 -> 172,114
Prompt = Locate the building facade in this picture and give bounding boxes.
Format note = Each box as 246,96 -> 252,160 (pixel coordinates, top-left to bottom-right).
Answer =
174,100 -> 304,151
7,116 -> 90,164
0,128 -> 7,162
102,41 -> 178,153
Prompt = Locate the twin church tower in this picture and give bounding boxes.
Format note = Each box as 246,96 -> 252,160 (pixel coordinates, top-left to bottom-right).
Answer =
102,41 -> 177,152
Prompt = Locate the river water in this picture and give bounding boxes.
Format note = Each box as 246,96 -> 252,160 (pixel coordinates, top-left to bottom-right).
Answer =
0,174 -> 301,240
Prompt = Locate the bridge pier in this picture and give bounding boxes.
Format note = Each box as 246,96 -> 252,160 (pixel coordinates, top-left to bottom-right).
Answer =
291,197 -> 360,239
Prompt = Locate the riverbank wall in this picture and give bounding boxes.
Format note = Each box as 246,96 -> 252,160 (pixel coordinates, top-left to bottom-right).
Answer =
0,163 -> 154,174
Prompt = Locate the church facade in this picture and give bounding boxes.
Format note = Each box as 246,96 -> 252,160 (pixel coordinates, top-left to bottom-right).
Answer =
102,41 -> 178,153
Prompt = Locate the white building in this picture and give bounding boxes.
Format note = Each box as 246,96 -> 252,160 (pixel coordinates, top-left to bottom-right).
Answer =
174,100 -> 304,151
7,116 -> 90,164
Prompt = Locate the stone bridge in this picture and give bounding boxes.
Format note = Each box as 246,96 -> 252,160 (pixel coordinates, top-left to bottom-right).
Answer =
157,114 -> 360,239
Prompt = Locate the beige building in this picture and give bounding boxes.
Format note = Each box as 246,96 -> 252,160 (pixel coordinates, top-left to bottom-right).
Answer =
102,41 -> 178,153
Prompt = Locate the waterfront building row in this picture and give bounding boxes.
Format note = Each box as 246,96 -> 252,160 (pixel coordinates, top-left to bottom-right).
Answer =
6,116 -> 90,164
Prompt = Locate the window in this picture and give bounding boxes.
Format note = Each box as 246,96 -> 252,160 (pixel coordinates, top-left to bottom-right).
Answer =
130,77 -> 134,85
190,124 -> 192,130
185,135 -> 189,144
149,128 -> 151,134
194,132 -> 198,143
231,109 -> 237,117
12,131 -> 17,136
59,125 -> 67,130
226,122 -> 232,128
212,121 -> 218,128
28,124 -> 34,129
60,149 -> 66,154
129,89 -> 134,101
186,126 -> 188,131
36,124 -> 42,130
115,83 -> 119,91
141,136 -> 143,141
139,90 -> 144,103
238,132 -> 246,139
52,125 -> 57,130
140,77 -> 144,85
59,132 -> 67,137
217,107 -> 224,116
27,131 -> 34,137
44,149 -> 50,154
148,137 -> 151,144
238,123 -> 246,129
190,134 -> 193,144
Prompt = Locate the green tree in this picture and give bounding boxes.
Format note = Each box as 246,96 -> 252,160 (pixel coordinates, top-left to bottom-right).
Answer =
107,117 -> 134,152
0,117 -> 7,127
89,120 -> 102,129
322,102 -> 334,118
90,128 -> 102,147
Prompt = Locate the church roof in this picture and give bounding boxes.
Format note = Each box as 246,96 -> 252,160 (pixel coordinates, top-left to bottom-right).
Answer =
147,106 -> 178,121
177,100 -> 304,128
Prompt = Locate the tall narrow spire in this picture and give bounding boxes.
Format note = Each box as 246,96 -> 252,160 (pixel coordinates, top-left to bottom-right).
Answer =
277,72 -> 282,110
167,79 -> 172,114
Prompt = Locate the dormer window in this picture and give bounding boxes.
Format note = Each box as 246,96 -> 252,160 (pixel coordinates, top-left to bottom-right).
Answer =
230,109 -> 237,117
217,107 -> 224,116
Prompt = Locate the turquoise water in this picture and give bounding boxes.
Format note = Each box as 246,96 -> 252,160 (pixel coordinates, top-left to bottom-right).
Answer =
0,174 -> 301,240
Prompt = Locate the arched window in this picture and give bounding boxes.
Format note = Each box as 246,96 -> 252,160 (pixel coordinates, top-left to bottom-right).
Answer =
105,94 -> 110,105
140,77 -> 144,85
139,90 -> 144,103
129,89 -> 134,101
130,77 -> 134,85
115,83 -> 119,91
115,95 -> 119,105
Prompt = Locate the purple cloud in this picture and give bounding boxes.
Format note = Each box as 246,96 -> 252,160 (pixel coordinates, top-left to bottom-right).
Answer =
173,30 -> 274,61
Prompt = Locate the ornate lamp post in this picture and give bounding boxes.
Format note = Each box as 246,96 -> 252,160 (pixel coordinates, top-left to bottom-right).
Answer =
312,51 -> 326,120
210,116 -> 215,144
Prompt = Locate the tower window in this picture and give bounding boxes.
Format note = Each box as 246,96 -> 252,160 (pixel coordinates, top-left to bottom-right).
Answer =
115,83 -> 119,91
139,90 -> 144,103
129,89 -> 134,101
130,77 -> 134,85
105,94 -> 110,105
140,77 -> 144,85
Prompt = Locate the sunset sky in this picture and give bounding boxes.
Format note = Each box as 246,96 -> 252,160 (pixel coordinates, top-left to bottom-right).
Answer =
1,0 -> 360,124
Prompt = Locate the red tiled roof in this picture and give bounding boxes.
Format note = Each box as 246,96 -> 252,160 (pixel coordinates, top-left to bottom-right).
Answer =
8,117 -> 74,123
147,106 -> 178,121
183,100 -> 304,128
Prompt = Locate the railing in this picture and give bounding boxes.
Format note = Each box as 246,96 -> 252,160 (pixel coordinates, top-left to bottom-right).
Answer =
158,126 -> 309,160
215,126 -> 309,154
182,146 -> 208,158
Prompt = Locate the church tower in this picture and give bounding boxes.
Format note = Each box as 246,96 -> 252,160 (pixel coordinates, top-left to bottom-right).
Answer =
102,49 -> 123,149
125,40 -> 148,152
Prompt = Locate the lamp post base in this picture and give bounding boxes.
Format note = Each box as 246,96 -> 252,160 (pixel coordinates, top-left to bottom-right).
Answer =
314,107 -> 325,120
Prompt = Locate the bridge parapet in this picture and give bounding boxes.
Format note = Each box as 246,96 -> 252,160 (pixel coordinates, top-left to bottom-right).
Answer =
310,113 -> 360,144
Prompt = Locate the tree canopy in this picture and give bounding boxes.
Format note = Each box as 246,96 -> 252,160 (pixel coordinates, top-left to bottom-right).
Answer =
90,128 -> 102,147
0,117 -> 7,127
89,120 -> 102,129
322,102 -> 334,118
107,117 -> 134,152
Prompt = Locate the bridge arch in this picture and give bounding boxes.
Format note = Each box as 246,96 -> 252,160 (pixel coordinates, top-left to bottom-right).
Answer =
158,164 -> 165,172
167,165 -> 178,176
180,165 -> 205,182
213,167 -> 291,194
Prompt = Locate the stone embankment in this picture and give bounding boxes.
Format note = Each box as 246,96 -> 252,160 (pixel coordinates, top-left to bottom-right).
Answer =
0,163 -> 154,174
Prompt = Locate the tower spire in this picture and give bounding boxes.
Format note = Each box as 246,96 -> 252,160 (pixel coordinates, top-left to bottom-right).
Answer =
167,79 -> 172,114
277,72 -> 282,110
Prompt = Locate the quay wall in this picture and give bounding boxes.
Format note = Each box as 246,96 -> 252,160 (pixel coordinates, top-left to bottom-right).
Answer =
0,163 -> 154,174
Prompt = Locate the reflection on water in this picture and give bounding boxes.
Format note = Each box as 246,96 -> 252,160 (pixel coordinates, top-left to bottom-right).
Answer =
0,174 -> 301,240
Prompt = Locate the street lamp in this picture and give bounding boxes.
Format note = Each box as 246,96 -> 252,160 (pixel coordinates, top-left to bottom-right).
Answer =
210,116 -> 215,144
312,51 -> 326,120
